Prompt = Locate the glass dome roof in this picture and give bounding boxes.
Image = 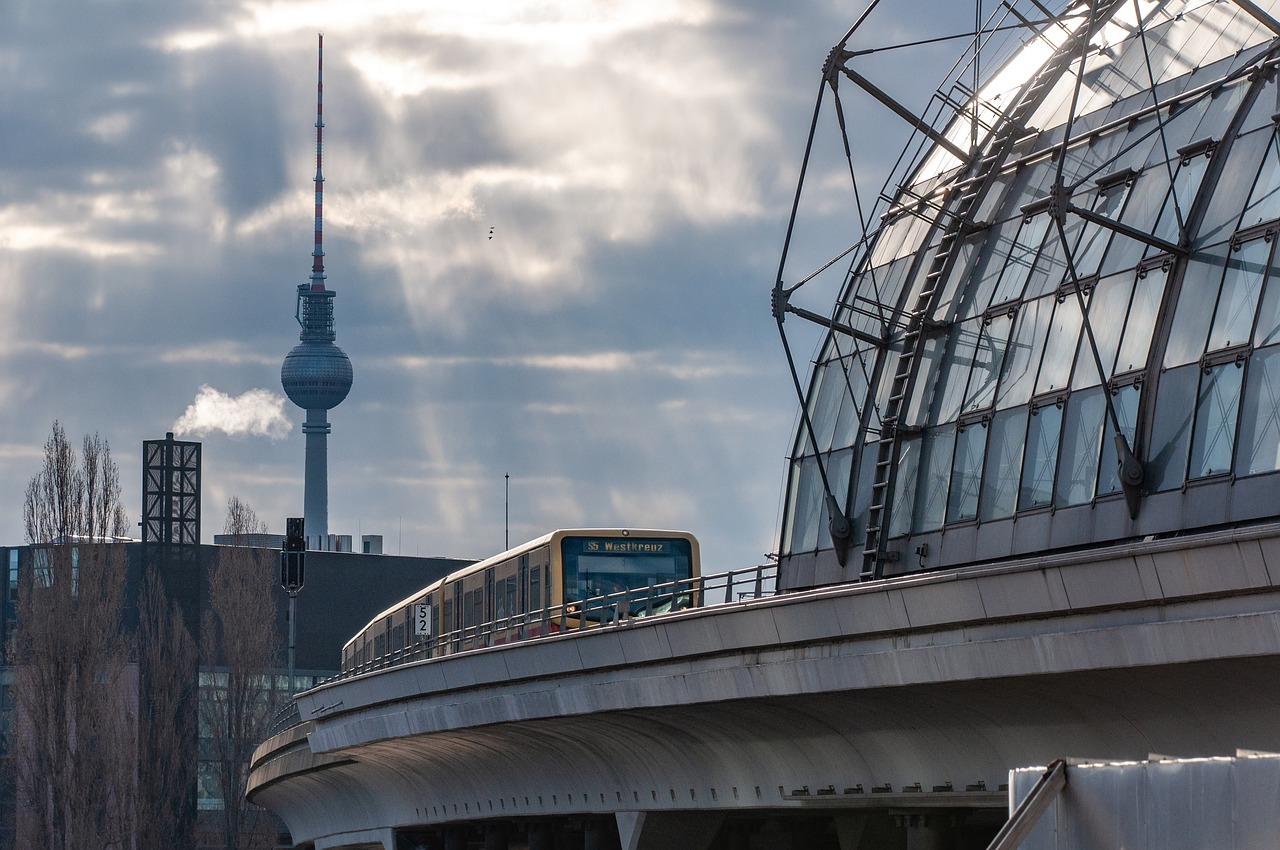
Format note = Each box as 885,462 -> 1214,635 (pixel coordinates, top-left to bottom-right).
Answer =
775,0 -> 1280,589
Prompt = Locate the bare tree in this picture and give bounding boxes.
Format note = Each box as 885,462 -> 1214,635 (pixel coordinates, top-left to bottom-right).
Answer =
12,423 -> 135,850
202,497 -> 284,849
136,566 -> 198,849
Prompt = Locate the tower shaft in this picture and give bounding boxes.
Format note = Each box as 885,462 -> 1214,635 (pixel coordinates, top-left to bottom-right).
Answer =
303,409 -> 330,546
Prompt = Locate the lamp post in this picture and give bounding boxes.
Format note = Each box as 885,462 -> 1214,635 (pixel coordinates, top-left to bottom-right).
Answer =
281,517 -> 306,694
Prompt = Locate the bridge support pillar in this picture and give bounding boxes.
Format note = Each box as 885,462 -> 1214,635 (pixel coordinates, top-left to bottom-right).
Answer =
615,811 -> 724,850
903,813 -> 953,850
528,822 -> 554,850
484,823 -> 509,850
442,826 -> 466,850
835,814 -> 868,850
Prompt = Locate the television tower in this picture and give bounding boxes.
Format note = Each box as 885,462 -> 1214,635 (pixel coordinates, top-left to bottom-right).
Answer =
281,33 -> 353,548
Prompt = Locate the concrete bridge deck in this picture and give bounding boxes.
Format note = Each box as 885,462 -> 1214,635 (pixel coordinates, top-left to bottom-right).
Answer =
248,522 -> 1280,849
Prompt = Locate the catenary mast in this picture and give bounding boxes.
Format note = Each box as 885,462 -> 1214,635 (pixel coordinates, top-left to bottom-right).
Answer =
281,33 -> 353,548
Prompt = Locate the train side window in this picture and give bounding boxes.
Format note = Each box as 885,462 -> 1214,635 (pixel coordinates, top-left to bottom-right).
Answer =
504,576 -> 517,619
486,568 -> 496,623
518,554 -> 529,613
529,566 -> 541,610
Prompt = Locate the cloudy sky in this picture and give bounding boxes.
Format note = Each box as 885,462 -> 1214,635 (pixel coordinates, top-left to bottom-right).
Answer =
0,0 -> 974,570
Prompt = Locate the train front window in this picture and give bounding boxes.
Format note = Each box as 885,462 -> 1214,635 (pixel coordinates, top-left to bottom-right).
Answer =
560,536 -> 693,610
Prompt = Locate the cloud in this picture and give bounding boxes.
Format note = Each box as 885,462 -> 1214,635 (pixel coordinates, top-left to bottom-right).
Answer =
172,386 -> 292,440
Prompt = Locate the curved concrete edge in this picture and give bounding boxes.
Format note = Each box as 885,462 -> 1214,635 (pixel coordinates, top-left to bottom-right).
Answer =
302,600 -> 1280,756
294,522 -> 1280,730
246,747 -> 354,803
248,655 -> 1280,845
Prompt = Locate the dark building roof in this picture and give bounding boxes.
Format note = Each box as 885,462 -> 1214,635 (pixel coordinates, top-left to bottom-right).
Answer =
0,543 -> 473,674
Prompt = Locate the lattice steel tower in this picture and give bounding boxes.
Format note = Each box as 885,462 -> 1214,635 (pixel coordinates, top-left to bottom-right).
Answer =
281,33 -> 353,547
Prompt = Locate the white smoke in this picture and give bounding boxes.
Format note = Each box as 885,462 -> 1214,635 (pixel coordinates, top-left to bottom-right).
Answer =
172,385 -> 292,440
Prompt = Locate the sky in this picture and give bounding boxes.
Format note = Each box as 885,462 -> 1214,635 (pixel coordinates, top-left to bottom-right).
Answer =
0,0 -> 974,571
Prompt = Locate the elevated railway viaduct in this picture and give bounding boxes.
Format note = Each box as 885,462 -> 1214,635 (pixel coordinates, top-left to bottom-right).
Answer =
248,523 -> 1280,849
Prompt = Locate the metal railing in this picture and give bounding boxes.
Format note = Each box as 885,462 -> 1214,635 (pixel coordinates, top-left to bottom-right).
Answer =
341,563 -> 778,679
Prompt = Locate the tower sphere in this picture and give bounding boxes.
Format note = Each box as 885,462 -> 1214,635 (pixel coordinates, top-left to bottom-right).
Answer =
281,339 -> 353,411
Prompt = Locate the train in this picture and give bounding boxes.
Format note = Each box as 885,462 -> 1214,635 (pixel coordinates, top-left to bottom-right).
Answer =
342,528 -> 701,676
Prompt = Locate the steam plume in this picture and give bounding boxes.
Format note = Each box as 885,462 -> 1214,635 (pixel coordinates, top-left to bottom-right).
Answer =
172,385 -> 292,439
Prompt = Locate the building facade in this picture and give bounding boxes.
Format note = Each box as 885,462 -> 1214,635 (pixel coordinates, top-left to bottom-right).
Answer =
0,542 -> 471,849
776,0 -> 1280,589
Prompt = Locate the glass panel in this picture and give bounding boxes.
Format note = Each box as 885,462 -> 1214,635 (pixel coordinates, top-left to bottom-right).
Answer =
1116,161 -> 1173,239
1115,264 -> 1169,373
806,362 -> 842,454
1164,243 -> 1230,368
1147,363 -> 1198,491
1196,127 -> 1271,247
963,311 -> 1014,414
947,421 -> 987,523
991,214 -> 1051,305
1035,298 -> 1085,394
1188,72 -> 1251,141
932,239 -> 980,322
932,321 -> 983,425
1072,181 -> 1132,278
1020,400 -> 1064,510
970,171 -> 1015,231
1240,132 -> 1280,228
904,334 -> 945,428
823,447 -> 854,550
849,442 -> 878,547
1054,386 -> 1107,507
1153,152 -> 1210,245
783,456 -> 822,553
1253,239 -> 1280,347
1071,272 -> 1131,388
956,217 -> 1022,318
1236,344 -> 1280,476
980,406 -> 1028,521
996,294 -> 1054,409
829,353 -> 867,451
1189,360 -> 1245,478
1097,383 -> 1142,495
871,345 -> 904,436
1207,236 -> 1270,351
1022,221 -> 1071,300
914,425 -> 956,533
888,436 -> 921,539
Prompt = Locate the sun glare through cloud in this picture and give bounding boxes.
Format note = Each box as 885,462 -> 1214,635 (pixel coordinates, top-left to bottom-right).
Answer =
0,0 -> 850,572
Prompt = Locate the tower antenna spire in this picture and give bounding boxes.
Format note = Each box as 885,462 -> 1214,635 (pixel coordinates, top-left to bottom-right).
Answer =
311,32 -> 325,290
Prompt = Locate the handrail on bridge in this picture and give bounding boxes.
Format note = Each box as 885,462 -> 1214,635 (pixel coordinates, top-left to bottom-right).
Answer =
341,562 -> 779,680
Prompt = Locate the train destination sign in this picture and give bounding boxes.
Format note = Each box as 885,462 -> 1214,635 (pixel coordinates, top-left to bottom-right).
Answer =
583,539 -> 671,554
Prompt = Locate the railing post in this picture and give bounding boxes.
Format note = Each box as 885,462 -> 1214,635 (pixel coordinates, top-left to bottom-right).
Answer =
725,570 -> 735,604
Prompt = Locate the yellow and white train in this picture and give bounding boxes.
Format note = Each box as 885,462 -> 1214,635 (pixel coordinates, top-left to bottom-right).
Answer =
342,529 -> 700,675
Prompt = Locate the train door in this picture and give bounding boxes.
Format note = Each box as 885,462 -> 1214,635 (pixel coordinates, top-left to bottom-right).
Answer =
484,567 -> 495,646
420,591 -> 436,658
450,581 -> 463,653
